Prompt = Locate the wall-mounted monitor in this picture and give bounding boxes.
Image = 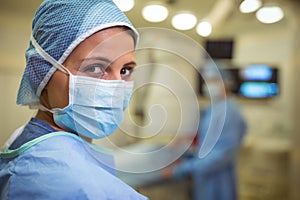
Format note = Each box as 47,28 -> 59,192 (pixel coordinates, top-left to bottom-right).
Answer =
240,64 -> 273,81
239,64 -> 279,98
198,64 -> 279,99
205,40 -> 234,59
239,82 -> 279,98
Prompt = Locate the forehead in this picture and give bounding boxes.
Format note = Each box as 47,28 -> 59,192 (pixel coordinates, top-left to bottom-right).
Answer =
66,27 -> 135,65
83,27 -> 135,55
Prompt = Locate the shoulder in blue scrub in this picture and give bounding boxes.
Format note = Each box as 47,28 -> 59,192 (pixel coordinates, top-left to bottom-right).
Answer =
0,119 -> 148,200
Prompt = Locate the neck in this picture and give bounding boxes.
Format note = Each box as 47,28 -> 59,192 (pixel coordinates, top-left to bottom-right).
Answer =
35,110 -> 93,143
35,110 -> 63,131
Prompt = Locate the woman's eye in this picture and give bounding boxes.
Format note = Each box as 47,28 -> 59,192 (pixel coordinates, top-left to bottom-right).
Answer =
82,64 -> 106,77
120,66 -> 134,77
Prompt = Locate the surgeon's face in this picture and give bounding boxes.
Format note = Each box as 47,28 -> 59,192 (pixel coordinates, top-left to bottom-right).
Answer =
44,27 -> 136,110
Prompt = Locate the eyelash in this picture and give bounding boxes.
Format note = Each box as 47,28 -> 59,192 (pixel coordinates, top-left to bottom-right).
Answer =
82,64 -> 106,76
81,64 -> 134,79
120,66 -> 134,77
84,64 -> 104,71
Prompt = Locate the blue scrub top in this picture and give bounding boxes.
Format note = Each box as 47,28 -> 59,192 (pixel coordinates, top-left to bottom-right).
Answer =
174,99 -> 247,200
0,118 -> 148,200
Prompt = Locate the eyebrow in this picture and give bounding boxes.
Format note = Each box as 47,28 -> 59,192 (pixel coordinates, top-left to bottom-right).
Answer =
125,61 -> 137,66
83,56 -> 136,67
82,56 -> 112,63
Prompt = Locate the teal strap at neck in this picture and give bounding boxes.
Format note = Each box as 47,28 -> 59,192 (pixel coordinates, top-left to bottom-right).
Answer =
1,132 -> 82,159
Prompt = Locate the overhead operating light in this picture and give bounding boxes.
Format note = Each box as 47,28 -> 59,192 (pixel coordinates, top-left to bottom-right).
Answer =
113,0 -> 135,12
196,21 -> 212,37
142,4 -> 169,23
256,6 -> 284,24
171,13 -> 197,30
239,0 -> 262,13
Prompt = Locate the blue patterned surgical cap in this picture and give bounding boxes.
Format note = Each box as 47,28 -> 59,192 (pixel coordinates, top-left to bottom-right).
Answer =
17,0 -> 138,106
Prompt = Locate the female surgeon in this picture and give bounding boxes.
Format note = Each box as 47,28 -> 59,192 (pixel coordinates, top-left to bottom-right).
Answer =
0,0 -> 148,199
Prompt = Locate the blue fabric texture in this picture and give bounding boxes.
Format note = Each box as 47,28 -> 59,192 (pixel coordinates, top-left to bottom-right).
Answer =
0,121 -> 148,199
17,0 -> 138,106
9,118 -> 56,150
173,99 -> 247,200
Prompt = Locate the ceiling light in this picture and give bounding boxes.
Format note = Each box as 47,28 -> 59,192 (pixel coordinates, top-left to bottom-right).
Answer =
113,0 -> 135,12
196,21 -> 212,37
142,4 -> 169,23
256,6 -> 284,24
172,13 -> 197,30
239,0 -> 262,13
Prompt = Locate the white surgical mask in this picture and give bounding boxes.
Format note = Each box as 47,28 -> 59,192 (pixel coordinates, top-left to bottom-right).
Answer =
51,72 -> 133,139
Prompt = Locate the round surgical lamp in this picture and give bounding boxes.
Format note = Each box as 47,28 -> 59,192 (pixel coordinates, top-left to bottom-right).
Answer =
142,4 -> 169,23
113,0 -> 135,12
196,21 -> 212,37
171,12 -> 197,30
239,0 -> 262,13
256,6 -> 284,24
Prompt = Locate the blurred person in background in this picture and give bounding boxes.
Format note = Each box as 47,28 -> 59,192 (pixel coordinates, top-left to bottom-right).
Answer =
0,0 -> 148,199
162,61 -> 247,200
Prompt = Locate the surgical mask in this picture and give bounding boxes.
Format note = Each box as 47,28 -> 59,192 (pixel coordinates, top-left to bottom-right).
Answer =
59,73 -> 134,139
42,71 -> 133,139
30,35 -> 133,139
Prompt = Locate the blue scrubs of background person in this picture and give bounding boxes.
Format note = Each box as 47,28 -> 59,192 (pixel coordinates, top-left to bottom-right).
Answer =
162,61 -> 247,200
0,0 -> 148,199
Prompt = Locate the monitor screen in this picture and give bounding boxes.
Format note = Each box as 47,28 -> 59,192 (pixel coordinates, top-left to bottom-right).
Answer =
198,65 -> 279,99
240,64 -> 273,81
205,40 -> 234,59
239,82 -> 279,98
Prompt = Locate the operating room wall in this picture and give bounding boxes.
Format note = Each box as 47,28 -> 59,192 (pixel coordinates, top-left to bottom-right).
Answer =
0,11 -> 36,147
0,72 -> 35,143
234,27 -> 294,141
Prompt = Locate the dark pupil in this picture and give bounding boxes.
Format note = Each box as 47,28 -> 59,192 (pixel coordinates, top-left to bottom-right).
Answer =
121,68 -> 125,74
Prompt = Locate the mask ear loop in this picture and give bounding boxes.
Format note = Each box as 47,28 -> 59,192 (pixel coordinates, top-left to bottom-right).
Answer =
30,35 -> 72,111
30,35 -> 70,74
37,104 -> 55,113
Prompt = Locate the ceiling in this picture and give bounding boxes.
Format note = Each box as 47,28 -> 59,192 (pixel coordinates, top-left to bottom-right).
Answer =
1,0 -> 298,40
0,0 -> 299,71
124,0 -> 299,41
